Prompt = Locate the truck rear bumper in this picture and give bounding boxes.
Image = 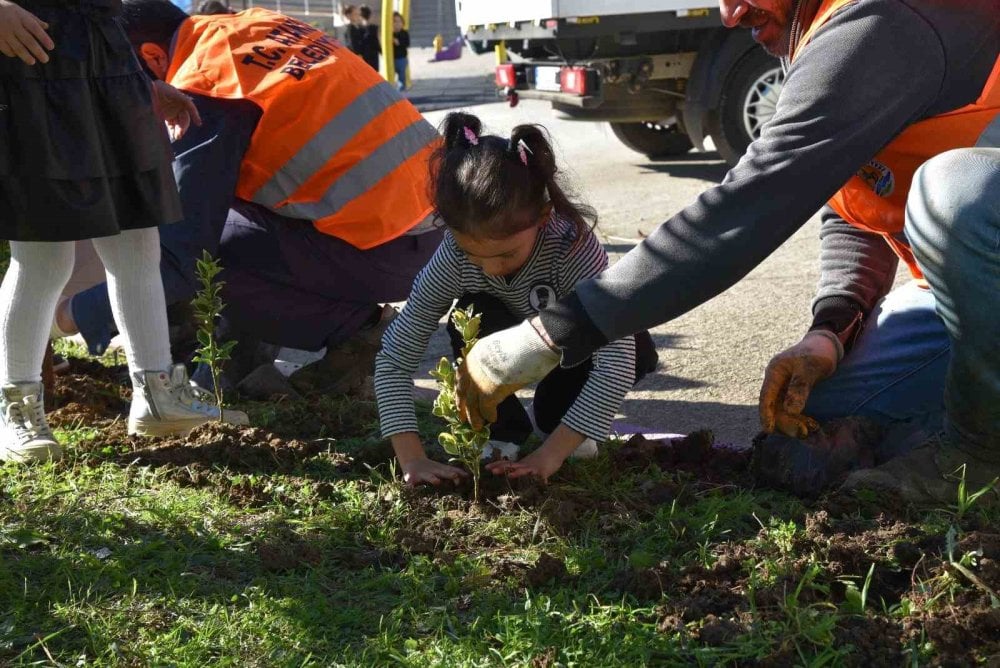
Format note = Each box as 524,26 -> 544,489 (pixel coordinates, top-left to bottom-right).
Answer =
508,88 -> 603,109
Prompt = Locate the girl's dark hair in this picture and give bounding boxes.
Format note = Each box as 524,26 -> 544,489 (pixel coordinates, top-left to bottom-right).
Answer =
359,5 -> 372,20
431,111 -> 596,243
196,0 -> 233,14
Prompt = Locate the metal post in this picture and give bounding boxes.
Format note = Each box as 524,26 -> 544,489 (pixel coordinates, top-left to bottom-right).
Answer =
400,0 -> 411,88
381,0 -> 395,83
495,40 -> 507,65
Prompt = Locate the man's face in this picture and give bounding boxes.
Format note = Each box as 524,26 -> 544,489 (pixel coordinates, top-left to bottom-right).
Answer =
719,0 -> 795,57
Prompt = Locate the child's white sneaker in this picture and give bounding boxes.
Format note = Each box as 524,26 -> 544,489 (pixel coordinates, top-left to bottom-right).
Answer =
481,440 -> 520,461
0,382 -> 61,463
129,364 -> 249,437
569,438 -> 598,460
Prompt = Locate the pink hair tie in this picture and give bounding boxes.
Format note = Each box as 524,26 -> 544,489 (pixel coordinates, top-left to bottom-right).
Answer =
516,138 -> 532,166
463,126 -> 479,146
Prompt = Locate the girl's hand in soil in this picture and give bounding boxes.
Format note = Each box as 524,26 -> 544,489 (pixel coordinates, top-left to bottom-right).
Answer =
486,424 -> 584,483
487,448 -> 565,483
152,80 -> 202,141
392,431 -> 467,487
0,0 -> 54,65
402,457 -> 468,487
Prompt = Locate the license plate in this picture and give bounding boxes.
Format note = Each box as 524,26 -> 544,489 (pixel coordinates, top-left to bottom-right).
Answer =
533,66 -> 562,92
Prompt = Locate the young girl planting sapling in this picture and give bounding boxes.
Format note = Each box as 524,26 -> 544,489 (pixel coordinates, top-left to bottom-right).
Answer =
374,112 -> 657,486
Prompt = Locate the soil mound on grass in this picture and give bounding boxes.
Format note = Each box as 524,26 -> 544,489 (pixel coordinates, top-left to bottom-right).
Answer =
115,423 -> 353,507
50,358 -> 130,415
121,422 -> 331,473
612,431 -> 750,481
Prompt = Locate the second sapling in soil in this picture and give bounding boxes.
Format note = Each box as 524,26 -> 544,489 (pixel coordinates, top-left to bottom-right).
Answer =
191,251 -> 238,419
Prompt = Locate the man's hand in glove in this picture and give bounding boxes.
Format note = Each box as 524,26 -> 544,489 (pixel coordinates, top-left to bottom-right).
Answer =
759,330 -> 843,439
457,317 -> 560,429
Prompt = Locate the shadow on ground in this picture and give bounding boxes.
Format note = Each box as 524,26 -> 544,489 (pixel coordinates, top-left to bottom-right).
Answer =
639,153 -> 729,183
617,398 -> 759,447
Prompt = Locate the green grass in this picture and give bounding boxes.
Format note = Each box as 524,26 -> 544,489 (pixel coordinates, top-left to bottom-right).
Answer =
2,346 -> 999,665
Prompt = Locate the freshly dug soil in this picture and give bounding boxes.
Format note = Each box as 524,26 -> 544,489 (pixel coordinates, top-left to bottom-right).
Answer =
47,360 -> 1000,665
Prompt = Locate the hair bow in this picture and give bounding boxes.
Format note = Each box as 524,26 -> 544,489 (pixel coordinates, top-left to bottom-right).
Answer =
463,126 -> 479,146
516,139 -> 532,166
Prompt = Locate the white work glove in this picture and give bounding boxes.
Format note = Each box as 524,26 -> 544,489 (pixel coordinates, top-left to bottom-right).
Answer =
457,319 -> 560,429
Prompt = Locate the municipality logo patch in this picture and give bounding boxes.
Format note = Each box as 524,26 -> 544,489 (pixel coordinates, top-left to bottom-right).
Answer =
857,159 -> 894,197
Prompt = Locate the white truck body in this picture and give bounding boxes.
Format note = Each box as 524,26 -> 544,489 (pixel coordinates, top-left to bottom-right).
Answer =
456,0 -> 713,27
457,0 -> 785,166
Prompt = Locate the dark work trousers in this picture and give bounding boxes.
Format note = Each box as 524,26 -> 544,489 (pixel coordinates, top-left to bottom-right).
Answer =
446,293 -> 658,444
218,200 -> 443,352
68,93 -> 441,359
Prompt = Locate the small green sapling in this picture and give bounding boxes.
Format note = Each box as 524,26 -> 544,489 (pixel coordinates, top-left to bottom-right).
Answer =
191,250 -> 238,419
430,305 -> 491,500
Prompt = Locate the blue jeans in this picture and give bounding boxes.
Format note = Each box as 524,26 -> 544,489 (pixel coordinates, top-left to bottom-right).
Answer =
394,57 -> 408,90
806,147 -> 1000,457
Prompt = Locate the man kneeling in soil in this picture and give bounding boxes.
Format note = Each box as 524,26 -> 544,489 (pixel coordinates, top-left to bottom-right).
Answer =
52,0 -> 442,396
451,0 -> 1000,505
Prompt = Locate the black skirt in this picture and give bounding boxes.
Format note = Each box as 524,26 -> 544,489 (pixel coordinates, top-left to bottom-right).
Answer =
0,0 -> 182,242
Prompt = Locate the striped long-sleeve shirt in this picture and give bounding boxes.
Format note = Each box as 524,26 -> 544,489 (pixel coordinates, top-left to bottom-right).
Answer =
375,216 -> 637,442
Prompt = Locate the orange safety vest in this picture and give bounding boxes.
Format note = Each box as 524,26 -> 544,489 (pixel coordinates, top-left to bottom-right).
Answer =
167,9 -> 439,250
792,0 -> 1000,279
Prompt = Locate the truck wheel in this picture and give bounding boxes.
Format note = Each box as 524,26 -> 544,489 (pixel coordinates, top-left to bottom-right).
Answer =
707,48 -> 785,166
609,121 -> 693,159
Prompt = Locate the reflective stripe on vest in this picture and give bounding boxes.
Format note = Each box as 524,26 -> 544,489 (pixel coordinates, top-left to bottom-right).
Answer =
792,0 -> 1000,280
276,118 -> 439,221
167,9 -> 439,250
251,81 -> 405,208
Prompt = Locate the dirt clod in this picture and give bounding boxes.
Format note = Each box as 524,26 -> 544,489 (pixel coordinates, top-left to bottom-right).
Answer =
697,615 -> 743,646
526,552 -> 567,587
258,537 -> 322,572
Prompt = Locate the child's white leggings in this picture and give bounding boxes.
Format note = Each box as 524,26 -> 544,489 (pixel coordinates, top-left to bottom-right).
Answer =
0,228 -> 171,384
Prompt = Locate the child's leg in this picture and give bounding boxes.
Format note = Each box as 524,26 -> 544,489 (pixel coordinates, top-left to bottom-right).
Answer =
394,57 -> 408,89
0,241 -> 74,461
533,330 -> 658,434
532,360 -> 594,435
447,293 -> 533,443
0,241 -> 76,383
91,228 -> 248,436
634,330 -> 659,381
89,228 -> 171,373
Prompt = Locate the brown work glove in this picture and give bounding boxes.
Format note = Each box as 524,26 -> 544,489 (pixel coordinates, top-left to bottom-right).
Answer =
758,331 -> 843,439
457,319 -> 560,429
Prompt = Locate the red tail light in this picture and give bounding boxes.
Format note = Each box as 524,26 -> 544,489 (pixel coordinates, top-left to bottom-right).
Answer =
560,66 -> 588,95
495,64 -> 516,88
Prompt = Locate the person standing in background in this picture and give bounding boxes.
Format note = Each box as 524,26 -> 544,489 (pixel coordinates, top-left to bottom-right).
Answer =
391,11 -> 409,91
358,5 -> 380,72
340,4 -> 362,55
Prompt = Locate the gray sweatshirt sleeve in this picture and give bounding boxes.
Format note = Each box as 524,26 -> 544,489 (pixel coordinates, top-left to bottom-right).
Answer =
543,1 -> 945,364
810,205 -> 899,334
